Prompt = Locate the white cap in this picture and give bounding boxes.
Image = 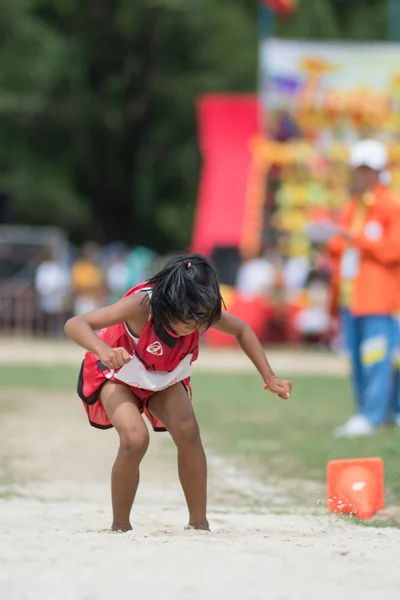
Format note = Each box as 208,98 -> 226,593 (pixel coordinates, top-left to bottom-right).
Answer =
349,139 -> 388,171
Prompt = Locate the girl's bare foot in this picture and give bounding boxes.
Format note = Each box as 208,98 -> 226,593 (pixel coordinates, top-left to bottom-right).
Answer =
111,522 -> 132,532
185,520 -> 210,531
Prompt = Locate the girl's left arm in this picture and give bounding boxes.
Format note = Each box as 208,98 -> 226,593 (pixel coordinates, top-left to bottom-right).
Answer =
211,313 -> 292,399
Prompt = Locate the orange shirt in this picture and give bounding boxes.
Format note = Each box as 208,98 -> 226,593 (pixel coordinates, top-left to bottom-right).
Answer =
328,184 -> 400,317
71,259 -> 104,299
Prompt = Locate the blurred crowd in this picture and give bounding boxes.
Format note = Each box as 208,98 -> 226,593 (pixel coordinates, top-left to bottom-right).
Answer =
34,242 -> 160,336
32,236 -> 332,344
234,239 -> 331,345
32,237 -> 330,343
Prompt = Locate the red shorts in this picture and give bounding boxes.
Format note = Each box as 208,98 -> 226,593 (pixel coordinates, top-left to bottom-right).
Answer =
77,358 -> 191,432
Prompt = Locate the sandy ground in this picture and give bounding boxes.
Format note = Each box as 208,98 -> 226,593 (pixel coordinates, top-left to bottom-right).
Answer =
0,336 -> 350,375
0,382 -> 400,600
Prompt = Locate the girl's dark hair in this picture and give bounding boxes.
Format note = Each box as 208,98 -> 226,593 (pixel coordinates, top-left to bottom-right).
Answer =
147,254 -> 222,331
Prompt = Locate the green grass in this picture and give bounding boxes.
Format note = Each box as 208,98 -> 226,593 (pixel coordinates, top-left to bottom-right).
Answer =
0,364 -> 78,390
192,373 -> 400,507
1,364 -> 400,509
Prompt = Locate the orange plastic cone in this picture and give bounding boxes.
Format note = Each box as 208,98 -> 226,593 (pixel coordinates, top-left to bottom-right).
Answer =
327,458 -> 384,520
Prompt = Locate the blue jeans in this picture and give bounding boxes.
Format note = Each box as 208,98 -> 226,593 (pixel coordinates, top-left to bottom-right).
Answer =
340,309 -> 399,425
390,317 -> 400,419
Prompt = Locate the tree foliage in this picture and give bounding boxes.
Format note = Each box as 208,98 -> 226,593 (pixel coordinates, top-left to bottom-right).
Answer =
276,0 -> 388,41
0,0 -> 390,251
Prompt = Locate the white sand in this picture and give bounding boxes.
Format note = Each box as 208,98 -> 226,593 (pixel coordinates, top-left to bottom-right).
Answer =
0,386 -> 399,600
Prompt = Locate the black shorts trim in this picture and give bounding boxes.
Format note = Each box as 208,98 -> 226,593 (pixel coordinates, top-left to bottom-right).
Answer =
88,420 -> 114,430
78,360 -> 190,433
77,360 -> 105,406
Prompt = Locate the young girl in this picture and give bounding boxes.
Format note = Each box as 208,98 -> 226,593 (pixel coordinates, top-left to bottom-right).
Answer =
65,254 -> 292,532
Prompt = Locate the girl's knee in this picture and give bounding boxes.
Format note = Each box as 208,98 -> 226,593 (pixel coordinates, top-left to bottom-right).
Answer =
119,426 -> 149,459
171,416 -> 201,447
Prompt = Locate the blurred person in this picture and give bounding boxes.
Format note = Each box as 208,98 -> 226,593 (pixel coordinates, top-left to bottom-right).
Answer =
294,270 -> 331,346
391,321 -> 400,426
236,250 -> 276,300
64,254 -> 292,532
328,139 -> 400,437
35,248 -> 71,336
103,242 -> 129,303
70,242 -> 106,315
282,255 -> 310,303
390,288 -> 400,426
124,246 -> 157,289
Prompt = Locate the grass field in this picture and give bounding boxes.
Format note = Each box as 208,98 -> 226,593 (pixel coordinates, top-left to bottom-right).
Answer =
1,364 -> 400,510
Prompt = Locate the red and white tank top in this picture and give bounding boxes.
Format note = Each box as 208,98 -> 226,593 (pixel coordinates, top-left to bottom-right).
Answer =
92,282 -> 199,391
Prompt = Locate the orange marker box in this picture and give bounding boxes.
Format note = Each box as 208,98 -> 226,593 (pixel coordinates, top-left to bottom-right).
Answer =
327,457 -> 384,520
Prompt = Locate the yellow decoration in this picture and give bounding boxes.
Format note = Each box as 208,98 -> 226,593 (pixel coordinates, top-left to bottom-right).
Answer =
245,58 -> 400,261
278,209 -> 308,232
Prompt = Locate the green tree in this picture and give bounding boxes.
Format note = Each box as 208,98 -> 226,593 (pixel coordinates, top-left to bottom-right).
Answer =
274,0 -> 388,40
0,1 -> 85,232
0,0 -> 391,251
0,0 -> 257,250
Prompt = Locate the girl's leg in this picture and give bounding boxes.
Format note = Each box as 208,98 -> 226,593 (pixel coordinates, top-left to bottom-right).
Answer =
149,383 -> 209,530
101,381 -> 150,531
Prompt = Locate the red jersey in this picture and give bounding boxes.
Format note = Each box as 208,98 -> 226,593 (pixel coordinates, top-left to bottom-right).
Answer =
78,282 -> 199,431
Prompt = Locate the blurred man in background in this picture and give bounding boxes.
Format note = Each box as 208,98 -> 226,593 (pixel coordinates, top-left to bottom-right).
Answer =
328,139 -> 400,437
124,246 -> 157,289
102,242 -> 129,303
35,248 -> 71,335
236,249 -> 276,300
70,242 -> 106,315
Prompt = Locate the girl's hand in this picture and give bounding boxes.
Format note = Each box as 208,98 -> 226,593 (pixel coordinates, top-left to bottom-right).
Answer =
99,346 -> 132,370
267,378 -> 292,400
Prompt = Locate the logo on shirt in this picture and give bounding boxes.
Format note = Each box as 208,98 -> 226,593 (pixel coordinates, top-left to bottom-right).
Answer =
146,341 -> 163,356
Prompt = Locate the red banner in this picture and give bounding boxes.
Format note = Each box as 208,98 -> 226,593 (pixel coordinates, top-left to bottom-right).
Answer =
191,95 -> 258,256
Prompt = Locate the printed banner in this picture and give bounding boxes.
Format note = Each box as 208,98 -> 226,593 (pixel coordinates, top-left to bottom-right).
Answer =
255,38 -> 400,257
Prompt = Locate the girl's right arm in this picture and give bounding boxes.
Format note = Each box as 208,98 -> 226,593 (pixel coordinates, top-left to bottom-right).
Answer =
64,293 -> 149,369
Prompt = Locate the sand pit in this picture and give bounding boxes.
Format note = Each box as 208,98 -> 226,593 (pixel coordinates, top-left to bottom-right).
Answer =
0,386 -> 399,600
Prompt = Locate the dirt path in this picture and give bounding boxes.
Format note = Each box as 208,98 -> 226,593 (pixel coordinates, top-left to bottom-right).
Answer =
0,336 -> 349,374
0,388 -> 399,600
